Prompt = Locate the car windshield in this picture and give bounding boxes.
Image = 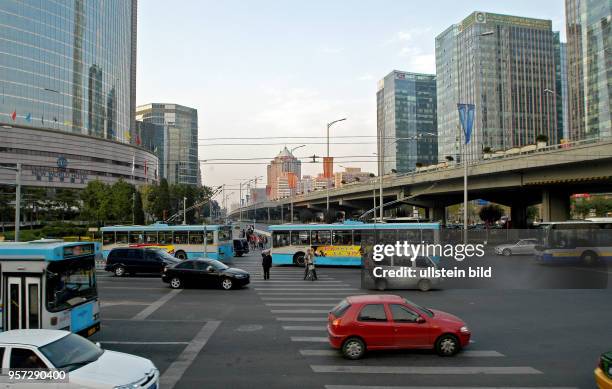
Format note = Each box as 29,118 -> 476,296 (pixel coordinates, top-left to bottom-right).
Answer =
39,333 -> 103,372
404,298 -> 434,317
207,259 -> 229,270
156,250 -> 180,263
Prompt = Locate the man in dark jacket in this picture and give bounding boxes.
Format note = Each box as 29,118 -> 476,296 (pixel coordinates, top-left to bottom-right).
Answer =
261,249 -> 272,280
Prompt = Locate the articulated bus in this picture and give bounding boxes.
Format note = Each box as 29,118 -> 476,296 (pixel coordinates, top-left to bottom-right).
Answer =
0,240 -> 101,336
536,218 -> 612,264
101,223 -> 234,261
269,221 -> 440,266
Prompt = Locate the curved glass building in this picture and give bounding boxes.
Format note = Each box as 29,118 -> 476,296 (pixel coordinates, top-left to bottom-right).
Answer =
0,0 -> 137,142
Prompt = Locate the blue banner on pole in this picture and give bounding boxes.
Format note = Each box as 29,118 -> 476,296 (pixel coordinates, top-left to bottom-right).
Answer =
457,103 -> 475,144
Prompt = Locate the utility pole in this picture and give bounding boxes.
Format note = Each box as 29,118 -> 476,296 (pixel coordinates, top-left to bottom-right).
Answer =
325,118 -> 346,213
183,196 -> 187,225
132,192 -> 135,224
14,163 -> 21,242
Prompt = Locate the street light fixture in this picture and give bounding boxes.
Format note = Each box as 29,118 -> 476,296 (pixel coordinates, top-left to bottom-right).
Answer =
326,118 -> 347,213
233,176 -> 263,222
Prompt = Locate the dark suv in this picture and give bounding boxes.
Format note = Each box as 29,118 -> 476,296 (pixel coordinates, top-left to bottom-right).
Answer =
233,239 -> 249,257
105,247 -> 180,276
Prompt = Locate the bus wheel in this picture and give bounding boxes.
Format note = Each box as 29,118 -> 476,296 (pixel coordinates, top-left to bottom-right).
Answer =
418,279 -> 432,292
170,277 -> 182,289
114,266 -> 126,277
375,279 -> 387,291
175,251 -> 187,260
293,252 -> 306,266
580,251 -> 599,266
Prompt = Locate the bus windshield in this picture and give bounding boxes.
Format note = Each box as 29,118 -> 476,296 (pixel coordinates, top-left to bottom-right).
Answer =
46,257 -> 97,312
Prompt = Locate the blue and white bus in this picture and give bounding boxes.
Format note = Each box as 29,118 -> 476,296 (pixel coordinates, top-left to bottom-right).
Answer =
0,240 -> 101,337
269,221 -> 440,266
101,223 -> 234,261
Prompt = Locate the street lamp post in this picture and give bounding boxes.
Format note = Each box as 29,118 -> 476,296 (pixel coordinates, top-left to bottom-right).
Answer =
325,118 -> 347,213
289,145 -> 306,223
0,163 -> 21,242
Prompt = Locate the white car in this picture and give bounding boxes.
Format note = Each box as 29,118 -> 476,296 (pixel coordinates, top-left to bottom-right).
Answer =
0,330 -> 158,388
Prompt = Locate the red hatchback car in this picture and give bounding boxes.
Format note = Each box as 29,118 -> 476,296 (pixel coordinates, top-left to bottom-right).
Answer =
328,295 -> 471,359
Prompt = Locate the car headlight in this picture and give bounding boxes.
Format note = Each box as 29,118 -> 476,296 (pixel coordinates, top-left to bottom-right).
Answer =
460,326 -> 470,333
235,274 -> 247,278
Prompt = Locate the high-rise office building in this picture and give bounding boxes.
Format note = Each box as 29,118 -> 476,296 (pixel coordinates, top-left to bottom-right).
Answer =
566,0 -> 611,140
559,42 -> 570,141
0,0 -> 158,189
136,104 -> 199,186
376,71 -> 437,174
436,12 -> 560,162
266,147 -> 301,200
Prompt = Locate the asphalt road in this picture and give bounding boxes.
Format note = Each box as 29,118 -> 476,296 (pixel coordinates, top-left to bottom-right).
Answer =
92,251 -> 612,389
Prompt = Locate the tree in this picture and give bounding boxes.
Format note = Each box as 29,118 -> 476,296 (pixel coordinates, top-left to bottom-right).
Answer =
110,179 -> 135,223
80,180 -> 112,225
478,204 -> 504,227
54,188 -> 79,221
147,179 -> 171,221
133,191 -> 145,224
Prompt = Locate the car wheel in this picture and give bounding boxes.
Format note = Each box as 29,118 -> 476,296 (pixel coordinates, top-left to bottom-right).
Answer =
175,251 -> 187,260
114,266 -> 126,277
418,279 -> 431,292
580,251 -> 599,265
170,277 -> 182,289
375,279 -> 387,291
342,337 -> 366,360
502,248 -> 512,256
221,278 -> 233,290
435,334 -> 459,356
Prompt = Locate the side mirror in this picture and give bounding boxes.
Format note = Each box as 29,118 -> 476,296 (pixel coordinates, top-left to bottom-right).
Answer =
207,266 -> 214,273
416,317 -> 426,324
95,342 -> 101,348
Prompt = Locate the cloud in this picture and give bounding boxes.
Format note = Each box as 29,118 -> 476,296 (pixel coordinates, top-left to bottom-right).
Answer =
358,73 -> 374,81
319,46 -> 344,54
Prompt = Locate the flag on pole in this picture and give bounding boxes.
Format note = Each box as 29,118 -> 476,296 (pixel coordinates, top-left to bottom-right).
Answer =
25,113 -> 31,122
10,110 -> 16,121
144,159 -> 148,176
457,103 -> 475,144
131,154 -> 135,174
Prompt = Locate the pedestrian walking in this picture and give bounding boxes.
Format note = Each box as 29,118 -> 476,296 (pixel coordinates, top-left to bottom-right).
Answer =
303,248 -> 317,281
261,249 -> 272,280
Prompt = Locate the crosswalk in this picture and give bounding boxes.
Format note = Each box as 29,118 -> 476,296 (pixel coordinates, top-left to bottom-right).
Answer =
235,258 -> 570,389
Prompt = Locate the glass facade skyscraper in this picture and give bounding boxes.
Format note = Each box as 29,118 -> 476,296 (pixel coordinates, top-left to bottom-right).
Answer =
436,12 -> 560,162
566,0 -> 611,140
0,0 -> 137,142
376,71 -> 437,174
136,104 -> 200,186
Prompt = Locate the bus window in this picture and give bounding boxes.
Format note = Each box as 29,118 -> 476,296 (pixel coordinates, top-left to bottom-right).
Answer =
159,231 -> 172,244
144,231 -> 158,244
273,231 -> 289,247
218,227 -> 232,241
46,259 -> 97,312
116,232 -> 128,244
400,229 -> 420,243
312,230 -> 331,245
378,229 -> 397,244
332,230 -> 352,245
353,230 -> 362,246
206,231 -> 214,244
291,231 -> 310,246
173,231 -> 188,244
102,232 -> 114,245
190,232 -> 204,244
128,231 -> 143,244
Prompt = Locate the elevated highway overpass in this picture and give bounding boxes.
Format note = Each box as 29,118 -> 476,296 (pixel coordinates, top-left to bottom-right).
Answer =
230,139 -> 612,227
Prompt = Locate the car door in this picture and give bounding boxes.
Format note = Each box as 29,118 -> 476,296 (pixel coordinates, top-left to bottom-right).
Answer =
125,249 -> 142,273
389,304 -> 431,348
6,346 -> 58,389
355,304 -> 394,348
144,250 -> 162,273
194,261 -> 216,287
174,261 -> 196,285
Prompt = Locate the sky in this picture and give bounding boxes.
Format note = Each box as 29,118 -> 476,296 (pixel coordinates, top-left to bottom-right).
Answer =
136,0 -> 566,206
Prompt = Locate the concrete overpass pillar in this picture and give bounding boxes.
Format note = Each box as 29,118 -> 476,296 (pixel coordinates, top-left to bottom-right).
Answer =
267,207 -> 271,223
510,198 -> 528,229
541,189 -> 570,222
428,206 -> 446,224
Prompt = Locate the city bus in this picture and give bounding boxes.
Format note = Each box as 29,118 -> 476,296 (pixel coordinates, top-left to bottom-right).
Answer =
269,221 -> 440,266
535,218 -> 612,264
0,240 -> 101,336
101,223 -> 234,261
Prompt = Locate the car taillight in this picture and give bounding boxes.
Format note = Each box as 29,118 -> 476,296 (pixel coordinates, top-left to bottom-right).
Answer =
332,318 -> 342,327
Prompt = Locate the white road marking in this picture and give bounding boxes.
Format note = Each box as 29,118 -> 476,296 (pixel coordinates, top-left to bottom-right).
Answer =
311,365 -> 543,374
271,309 -> 330,314
299,350 -> 504,357
291,337 -> 329,342
160,320 -> 221,389
250,280 -> 345,283
266,303 -> 335,307
101,301 -> 149,307
101,341 -> 189,345
324,386 -> 577,389
100,286 -> 166,290
276,317 -> 328,322
103,318 -> 208,322
131,289 -> 182,320
262,297 -> 343,301
255,288 -> 358,291
300,349 -> 338,356
283,325 -> 327,331
257,292 -> 363,295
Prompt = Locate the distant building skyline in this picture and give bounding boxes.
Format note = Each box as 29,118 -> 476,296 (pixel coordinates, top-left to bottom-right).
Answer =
377,70 -> 438,174
266,147 -> 301,200
436,11 -> 561,162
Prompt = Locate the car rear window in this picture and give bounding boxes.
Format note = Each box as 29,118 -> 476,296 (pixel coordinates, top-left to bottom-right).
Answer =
331,299 -> 351,318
